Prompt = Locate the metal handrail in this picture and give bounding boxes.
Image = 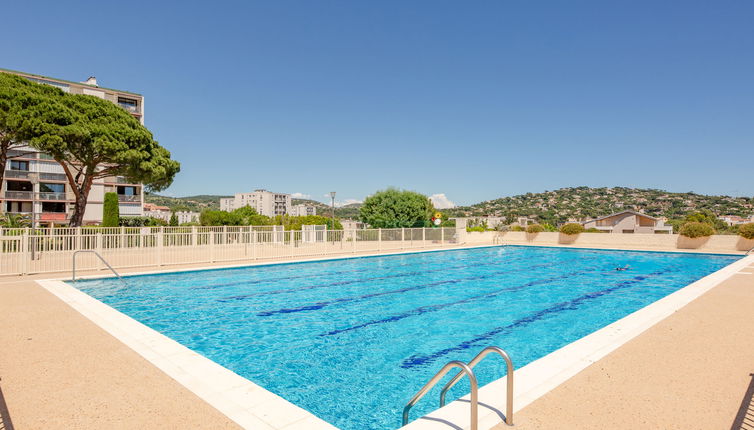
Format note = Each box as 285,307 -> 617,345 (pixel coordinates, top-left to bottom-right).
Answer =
439,346 -> 514,426
72,250 -> 121,281
747,247 -> 754,255
402,361 -> 478,429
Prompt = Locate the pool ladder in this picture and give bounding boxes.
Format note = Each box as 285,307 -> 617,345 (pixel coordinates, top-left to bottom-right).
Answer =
72,250 -> 121,281
402,346 -> 514,429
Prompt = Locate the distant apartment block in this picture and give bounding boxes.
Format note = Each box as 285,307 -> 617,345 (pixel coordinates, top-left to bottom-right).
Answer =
291,204 -> 317,217
221,190 -> 299,217
582,210 -> 673,234
1,69 -> 146,226
144,204 -> 200,224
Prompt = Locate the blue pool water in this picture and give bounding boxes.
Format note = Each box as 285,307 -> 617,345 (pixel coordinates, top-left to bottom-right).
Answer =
73,246 -> 738,430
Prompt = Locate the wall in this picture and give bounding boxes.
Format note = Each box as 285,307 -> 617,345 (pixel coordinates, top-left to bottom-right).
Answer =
460,230 -> 753,254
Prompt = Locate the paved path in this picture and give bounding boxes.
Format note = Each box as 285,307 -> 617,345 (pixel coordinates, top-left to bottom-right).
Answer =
494,261 -> 754,430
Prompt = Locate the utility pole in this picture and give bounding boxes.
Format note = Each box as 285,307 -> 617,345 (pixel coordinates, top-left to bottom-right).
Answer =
329,191 -> 336,231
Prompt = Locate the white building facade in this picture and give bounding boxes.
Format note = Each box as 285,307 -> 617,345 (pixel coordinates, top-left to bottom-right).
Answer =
220,190 -> 314,218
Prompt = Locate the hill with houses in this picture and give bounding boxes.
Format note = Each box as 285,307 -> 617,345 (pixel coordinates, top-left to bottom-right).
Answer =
445,187 -> 754,225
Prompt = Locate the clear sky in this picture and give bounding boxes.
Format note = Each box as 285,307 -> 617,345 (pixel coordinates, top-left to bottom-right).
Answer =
3,1 -> 753,206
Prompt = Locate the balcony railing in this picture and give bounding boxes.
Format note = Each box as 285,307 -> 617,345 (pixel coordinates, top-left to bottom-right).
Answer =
6,150 -> 36,159
5,170 -> 30,179
39,172 -> 67,181
39,212 -> 69,221
37,192 -> 68,201
118,102 -> 140,113
3,191 -> 33,200
104,177 -> 131,184
117,194 -> 140,203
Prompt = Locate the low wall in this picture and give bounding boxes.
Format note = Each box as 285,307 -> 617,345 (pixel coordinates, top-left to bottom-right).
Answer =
460,230 -> 753,254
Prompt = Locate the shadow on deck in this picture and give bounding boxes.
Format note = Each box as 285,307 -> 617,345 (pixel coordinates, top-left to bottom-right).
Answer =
731,373 -> 754,430
0,381 -> 14,430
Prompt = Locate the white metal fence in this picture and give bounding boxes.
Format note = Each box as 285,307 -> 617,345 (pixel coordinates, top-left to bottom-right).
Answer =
0,227 -> 459,276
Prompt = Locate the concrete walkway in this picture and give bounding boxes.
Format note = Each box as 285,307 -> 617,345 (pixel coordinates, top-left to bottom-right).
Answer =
0,278 -> 240,429
495,261 -> 754,430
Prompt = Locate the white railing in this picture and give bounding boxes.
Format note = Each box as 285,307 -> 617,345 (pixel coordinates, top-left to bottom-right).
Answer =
0,227 -> 459,276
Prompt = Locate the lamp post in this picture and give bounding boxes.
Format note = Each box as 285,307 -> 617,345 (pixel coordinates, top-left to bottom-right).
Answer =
329,191 -> 336,231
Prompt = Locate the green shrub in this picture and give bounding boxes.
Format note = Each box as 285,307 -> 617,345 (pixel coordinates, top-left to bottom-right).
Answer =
466,226 -> 486,232
102,192 -> 119,227
679,221 -> 715,238
738,223 -> 754,240
510,225 -> 525,232
560,223 -> 585,235
526,224 -> 544,233
169,212 -> 179,226
541,223 -> 558,232
584,228 -> 606,233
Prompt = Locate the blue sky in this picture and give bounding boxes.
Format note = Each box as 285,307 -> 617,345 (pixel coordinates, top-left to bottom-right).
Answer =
3,1 -> 753,206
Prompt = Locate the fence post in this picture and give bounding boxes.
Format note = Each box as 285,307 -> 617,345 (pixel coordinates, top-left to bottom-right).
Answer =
120,226 -> 125,248
191,226 -> 197,247
401,228 -> 405,250
76,227 -> 82,252
441,228 -> 445,245
157,227 -> 163,266
352,229 -> 356,254
96,232 -> 103,271
210,229 -> 215,263
21,230 -> 29,275
422,228 -> 426,248
223,225 -> 227,245
378,228 -> 382,252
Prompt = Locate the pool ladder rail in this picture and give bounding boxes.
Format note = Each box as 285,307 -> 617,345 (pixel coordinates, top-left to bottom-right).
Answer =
72,250 -> 122,281
402,346 -> 514,430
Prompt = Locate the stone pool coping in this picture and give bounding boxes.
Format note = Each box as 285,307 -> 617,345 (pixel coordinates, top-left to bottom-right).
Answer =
34,247 -> 752,430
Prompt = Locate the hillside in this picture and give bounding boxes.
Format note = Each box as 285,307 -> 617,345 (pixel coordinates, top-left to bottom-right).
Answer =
446,187 -> 754,225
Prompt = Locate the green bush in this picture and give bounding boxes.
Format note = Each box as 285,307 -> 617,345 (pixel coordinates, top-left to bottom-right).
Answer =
541,223 -> 558,232
738,223 -> 754,240
466,226 -> 486,232
526,224 -> 544,233
169,212 -> 178,226
679,221 -> 715,238
584,227 -> 606,233
560,223 -> 585,235
511,225 -> 525,232
102,192 -> 119,227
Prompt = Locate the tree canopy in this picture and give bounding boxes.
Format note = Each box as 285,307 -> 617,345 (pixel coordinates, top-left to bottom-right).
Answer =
359,188 -> 434,228
8,76 -> 181,226
0,73 -> 72,186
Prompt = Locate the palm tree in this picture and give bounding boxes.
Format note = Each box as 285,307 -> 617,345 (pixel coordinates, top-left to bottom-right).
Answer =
0,213 -> 32,228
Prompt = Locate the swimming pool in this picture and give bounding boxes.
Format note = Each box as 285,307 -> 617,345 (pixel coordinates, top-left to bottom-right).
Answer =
72,246 -> 739,430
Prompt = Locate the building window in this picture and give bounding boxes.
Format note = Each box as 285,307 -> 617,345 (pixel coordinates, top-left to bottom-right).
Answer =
40,183 -> 65,193
6,181 -> 32,192
117,186 -> 138,196
42,202 -> 66,213
9,160 -> 29,171
117,97 -> 139,113
39,153 -> 55,160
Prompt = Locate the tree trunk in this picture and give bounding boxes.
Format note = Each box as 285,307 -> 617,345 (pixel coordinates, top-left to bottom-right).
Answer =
0,140 -> 10,195
69,175 -> 95,227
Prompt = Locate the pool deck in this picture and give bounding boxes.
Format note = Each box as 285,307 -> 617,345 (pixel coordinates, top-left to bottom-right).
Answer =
0,248 -> 752,429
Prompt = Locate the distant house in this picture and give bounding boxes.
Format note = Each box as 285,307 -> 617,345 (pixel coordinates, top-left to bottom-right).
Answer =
719,215 -> 754,226
582,210 -> 673,234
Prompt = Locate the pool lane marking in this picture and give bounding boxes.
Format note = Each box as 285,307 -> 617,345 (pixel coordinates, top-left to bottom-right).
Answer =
400,267 -> 676,369
189,246 -> 520,291
256,258 -> 600,317
318,262 -> 605,337
217,255 -> 529,303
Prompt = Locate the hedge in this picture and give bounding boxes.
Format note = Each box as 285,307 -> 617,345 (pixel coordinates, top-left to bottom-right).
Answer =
679,222 -> 715,238
102,192 -> 119,227
526,224 -> 544,233
560,223 -> 585,235
739,223 -> 754,240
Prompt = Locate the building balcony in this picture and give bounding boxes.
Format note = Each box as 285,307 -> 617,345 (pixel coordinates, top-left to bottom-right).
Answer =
39,212 -> 69,221
6,149 -> 37,159
117,194 -> 140,203
118,102 -> 141,114
37,192 -> 68,201
39,172 -> 67,181
3,191 -> 33,200
5,170 -> 31,179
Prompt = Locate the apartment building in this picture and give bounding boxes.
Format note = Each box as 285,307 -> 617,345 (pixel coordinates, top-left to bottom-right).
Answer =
220,190 -> 293,217
1,69 -> 145,226
291,203 -> 317,217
